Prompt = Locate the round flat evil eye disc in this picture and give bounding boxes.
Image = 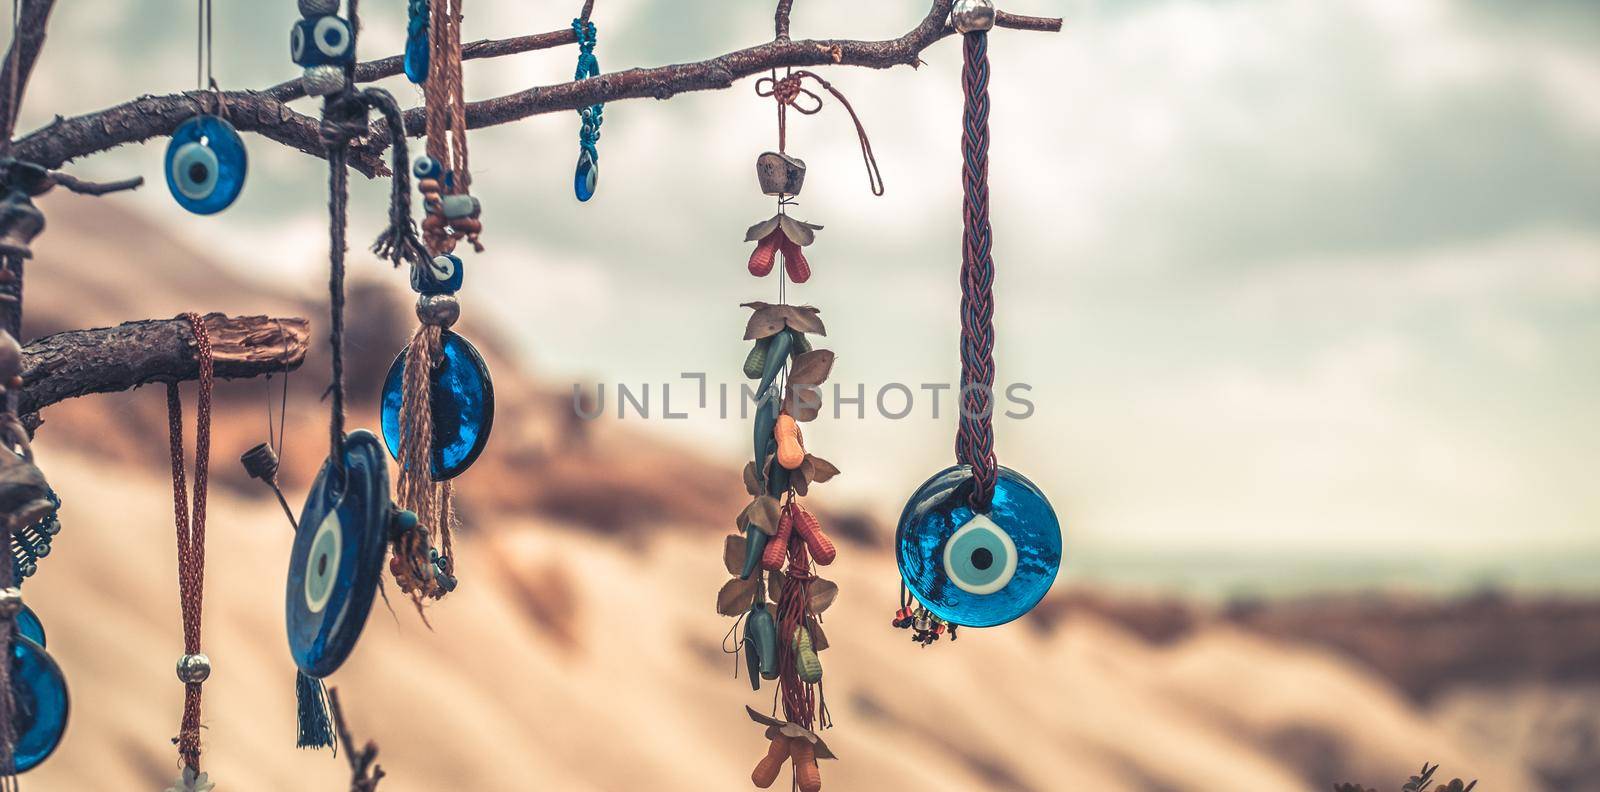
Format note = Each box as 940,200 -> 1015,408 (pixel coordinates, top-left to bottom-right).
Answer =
14,604 -> 45,648
10,635 -> 68,773
164,115 -> 247,215
286,430 -> 390,678
380,330 -> 495,481
895,465 -> 1062,628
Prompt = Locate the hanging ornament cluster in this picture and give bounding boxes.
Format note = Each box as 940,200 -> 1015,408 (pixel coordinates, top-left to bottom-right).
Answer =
380,0 -> 494,608
571,17 -> 604,201
718,67 -> 882,792
278,0 -> 432,752
165,0 -> 248,215
891,0 -> 1062,641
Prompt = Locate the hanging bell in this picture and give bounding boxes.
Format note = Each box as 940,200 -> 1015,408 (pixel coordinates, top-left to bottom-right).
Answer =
756,152 -> 806,197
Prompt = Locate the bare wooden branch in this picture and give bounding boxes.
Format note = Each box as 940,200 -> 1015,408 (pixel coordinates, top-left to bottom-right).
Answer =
580,0 -> 596,22
776,0 -> 796,40
17,313 -> 309,416
43,171 -> 143,196
10,0 -> 1061,176
329,688 -> 385,792
0,0 -> 57,145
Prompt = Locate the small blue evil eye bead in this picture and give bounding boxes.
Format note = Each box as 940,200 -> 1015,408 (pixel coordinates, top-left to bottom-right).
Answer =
165,115 -> 248,215
291,15 -> 354,67
410,254 -> 463,295
412,155 -> 442,182
574,146 -> 598,203
895,465 -> 1062,628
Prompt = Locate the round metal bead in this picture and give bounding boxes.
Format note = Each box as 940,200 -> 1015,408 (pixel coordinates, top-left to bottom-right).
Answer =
176,653 -> 212,684
416,294 -> 460,329
297,0 -> 340,16
0,587 -> 21,618
301,65 -> 347,97
952,0 -> 996,33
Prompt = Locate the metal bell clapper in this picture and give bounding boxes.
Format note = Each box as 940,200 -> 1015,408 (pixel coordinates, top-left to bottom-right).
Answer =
756,152 -> 806,197
952,0 -> 996,33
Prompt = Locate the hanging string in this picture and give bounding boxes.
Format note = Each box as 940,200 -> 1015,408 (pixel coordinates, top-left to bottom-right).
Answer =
755,69 -> 884,197
167,313 -> 213,771
956,29 -> 997,511
195,0 -> 214,91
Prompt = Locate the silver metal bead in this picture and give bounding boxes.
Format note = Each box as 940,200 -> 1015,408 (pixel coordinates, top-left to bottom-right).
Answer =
298,0 -> 340,17
0,587 -> 20,618
301,65 -> 346,97
756,152 -> 807,197
176,652 -> 212,684
952,0 -> 996,33
417,294 -> 460,329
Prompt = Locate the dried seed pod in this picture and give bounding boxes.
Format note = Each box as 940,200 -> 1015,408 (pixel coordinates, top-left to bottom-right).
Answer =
775,414 -> 805,470
762,507 -> 792,571
743,337 -> 770,380
780,237 -> 811,283
791,504 -> 835,565
790,739 -> 822,792
752,735 -> 791,788
749,232 -> 780,277
795,626 -> 823,683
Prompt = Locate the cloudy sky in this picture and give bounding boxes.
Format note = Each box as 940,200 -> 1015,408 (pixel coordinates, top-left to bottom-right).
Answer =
17,0 -> 1600,591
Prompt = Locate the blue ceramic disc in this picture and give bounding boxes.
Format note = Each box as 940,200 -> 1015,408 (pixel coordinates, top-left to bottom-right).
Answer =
380,330 -> 494,481
10,635 -> 67,773
286,430 -> 391,678
895,465 -> 1062,628
14,604 -> 44,648
164,115 -> 247,215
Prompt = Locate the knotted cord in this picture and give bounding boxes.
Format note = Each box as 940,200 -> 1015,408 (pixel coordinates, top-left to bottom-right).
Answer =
956,30 -> 997,511
166,312 -> 213,771
756,69 -> 884,196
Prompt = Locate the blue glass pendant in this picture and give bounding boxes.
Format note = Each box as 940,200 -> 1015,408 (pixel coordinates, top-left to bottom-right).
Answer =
165,115 -> 247,215
14,604 -> 45,648
10,635 -> 68,772
574,147 -> 598,202
286,430 -> 391,678
380,331 -> 494,481
895,465 -> 1062,628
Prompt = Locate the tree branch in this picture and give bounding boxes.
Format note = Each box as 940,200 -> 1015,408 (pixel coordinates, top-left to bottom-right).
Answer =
776,0 -> 795,41
10,0 -> 1061,176
43,171 -> 142,196
329,688 -> 385,792
17,313 -> 308,416
0,0 -> 57,145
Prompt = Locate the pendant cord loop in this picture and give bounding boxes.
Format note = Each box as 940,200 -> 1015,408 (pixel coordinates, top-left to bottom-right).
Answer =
956,30 -> 997,512
756,69 -> 884,196
167,312 -> 213,771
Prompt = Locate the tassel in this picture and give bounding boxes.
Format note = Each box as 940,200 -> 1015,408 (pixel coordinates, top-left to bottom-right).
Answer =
362,87 -> 430,270
394,323 -> 453,603
295,670 -> 336,750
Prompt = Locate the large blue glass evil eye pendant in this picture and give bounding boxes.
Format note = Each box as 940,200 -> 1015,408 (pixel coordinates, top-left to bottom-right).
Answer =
896,466 -> 1062,628
164,115 -> 247,215
286,430 -> 392,678
14,603 -> 45,648
10,634 -> 68,772
380,331 -> 494,481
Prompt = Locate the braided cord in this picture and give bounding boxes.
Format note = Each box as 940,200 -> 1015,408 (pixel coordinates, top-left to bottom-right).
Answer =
167,312 -> 213,770
956,30 -> 997,511
573,18 -> 602,156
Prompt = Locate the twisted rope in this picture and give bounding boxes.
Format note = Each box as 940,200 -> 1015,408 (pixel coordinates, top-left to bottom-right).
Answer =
956,30 -> 996,511
166,312 -> 213,770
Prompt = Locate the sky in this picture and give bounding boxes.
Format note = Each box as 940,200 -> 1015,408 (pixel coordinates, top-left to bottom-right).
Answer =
15,0 -> 1600,592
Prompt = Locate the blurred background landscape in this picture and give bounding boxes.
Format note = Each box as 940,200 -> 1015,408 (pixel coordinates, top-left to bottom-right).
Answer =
7,0 -> 1600,789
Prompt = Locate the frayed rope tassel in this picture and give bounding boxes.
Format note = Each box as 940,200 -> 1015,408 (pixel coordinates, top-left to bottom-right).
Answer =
296,670 -> 336,750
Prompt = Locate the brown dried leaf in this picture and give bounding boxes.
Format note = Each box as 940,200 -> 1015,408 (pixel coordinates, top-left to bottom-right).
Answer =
784,305 -> 827,336
809,578 -> 839,614
723,534 -> 746,576
804,455 -> 840,483
788,350 -> 834,388
743,495 -> 782,535
777,214 -> 822,247
784,385 -> 824,423
741,301 -> 786,340
806,616 -> 829,652
767,569 -> 787,601
744,215 -> 782,243
717,576 -> 758,617
790,467 -> 810,497
742,461 -> 762,496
